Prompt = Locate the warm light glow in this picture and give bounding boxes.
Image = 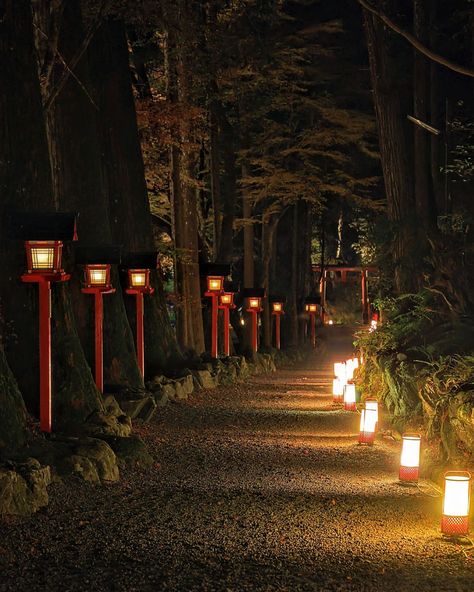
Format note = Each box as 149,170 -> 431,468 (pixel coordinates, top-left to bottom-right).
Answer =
249,298 -> 260,309
220,293 -> 233,306
365,399 -> 378,423
328,319 -> 334,325
240,318 -> 245,326
400,435 -> 421,468
273,302 -> 282,313
361,408 -> 376,431
130,271 -> 146,287
343,383 -> 356,410
207,276 -> 224,292
86,265 -> 109,287
332,378 -> 344,396
90,269 -> 107,284
308,304 -> 317,313
359,408 -> 377,444
441,471 -> 471,536
334,362 -> 346,380
29,241 -> 56,270
345,360 -> 355,380
369,319 -> 378,332
443,473 -> 470,517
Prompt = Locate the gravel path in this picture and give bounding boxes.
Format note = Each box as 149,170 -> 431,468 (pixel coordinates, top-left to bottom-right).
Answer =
1,327 -> 473,591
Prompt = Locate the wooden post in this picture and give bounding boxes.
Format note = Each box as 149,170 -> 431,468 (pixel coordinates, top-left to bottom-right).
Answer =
94,291 -> 104,392
136,292 -> 145,377
275,314 -> 281,350
223,305 -> 230,357
250,310 -> 258,353
38,280 -> 52,433
211,293 -> 219,358
310,313 -> 316,349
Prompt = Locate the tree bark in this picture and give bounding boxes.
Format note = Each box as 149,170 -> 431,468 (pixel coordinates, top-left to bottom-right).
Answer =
413,0 -> 436,240
164,6 -> 205,354
89,18 -> 182,372
363,0 -> 417,292
37,0 -> 143,392
0,0 -> 103,432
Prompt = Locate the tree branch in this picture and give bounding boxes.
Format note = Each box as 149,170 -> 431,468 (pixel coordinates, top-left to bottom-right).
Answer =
44,0 -> 109,111
357,0 -> 474,79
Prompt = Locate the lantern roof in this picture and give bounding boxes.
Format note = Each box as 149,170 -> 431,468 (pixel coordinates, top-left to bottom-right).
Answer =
304,295 -> 321,305
7,211 -> 78,241
242,287 -> 265,298
269,294 -> 286,303
122,251 -> 158,269
200,262 -> 231,278
75,244 -> 122,264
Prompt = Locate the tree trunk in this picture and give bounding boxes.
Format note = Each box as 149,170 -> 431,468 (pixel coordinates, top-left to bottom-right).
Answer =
363,1 -> 417,292
217,112 -> 237,264
38,0 -> 143,392
261,214 -> 278,349
164,7 -> 205,354
0,0 -> 107,434
289,204 -> 299,347
89,18 -> 181,373
413,0 -> 436,241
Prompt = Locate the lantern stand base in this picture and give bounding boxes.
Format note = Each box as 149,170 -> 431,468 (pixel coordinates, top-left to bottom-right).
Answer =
126,286 -> 154,378
82,287 -> 116,392
441,516 -> 470,537
399,466 -> 419,483
358,432 -> 375,445
21,271 -> 70,434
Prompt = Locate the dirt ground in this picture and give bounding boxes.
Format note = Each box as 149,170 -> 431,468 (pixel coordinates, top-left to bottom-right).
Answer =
1,326 -> 473,591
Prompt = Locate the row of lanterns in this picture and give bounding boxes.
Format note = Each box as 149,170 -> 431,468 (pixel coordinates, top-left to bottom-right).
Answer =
203,266 -> 321,356
332,356 -> 472,538
9,212 -> 159,434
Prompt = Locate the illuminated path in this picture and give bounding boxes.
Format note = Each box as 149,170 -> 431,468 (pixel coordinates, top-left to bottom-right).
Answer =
1,327 -> 472,591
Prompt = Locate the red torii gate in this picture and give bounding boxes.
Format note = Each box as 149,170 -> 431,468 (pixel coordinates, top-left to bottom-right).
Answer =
312,265 -> 378,324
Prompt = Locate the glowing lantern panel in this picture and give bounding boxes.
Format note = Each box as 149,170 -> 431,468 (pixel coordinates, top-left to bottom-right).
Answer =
220,293 -> 233,306
442,472 -> 471,536
248,298 -> 261,309
332,378 -> 344,403
26,240 -> 63,273
359,408 -> 377,445
308,304 -> 317,313
85,264 -> 110,289
131,272 -> 146,287
207,276 -> 224,292
365,399 -> 379,424
273,302 -> 283,313
128,269 -> 151,291
334,362 -> 346,381
343,383 -> 356,411
399,435 -> 421,482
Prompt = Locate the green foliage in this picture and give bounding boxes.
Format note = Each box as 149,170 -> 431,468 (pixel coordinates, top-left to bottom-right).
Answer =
356,290 -> 474,456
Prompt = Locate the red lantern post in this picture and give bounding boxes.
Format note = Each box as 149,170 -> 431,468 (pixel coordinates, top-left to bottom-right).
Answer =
21,240 -> 70,433
205,276 -> 224,358
81,264 -> 115,392
219,292 -> 235,356
126,269 -> 154,377
271,301 -> 284,350
246,297 -> 263,353
307,304 -> 318,348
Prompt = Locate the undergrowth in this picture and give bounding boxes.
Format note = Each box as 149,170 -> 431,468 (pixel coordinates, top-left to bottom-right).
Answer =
355,290 -> 474,459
